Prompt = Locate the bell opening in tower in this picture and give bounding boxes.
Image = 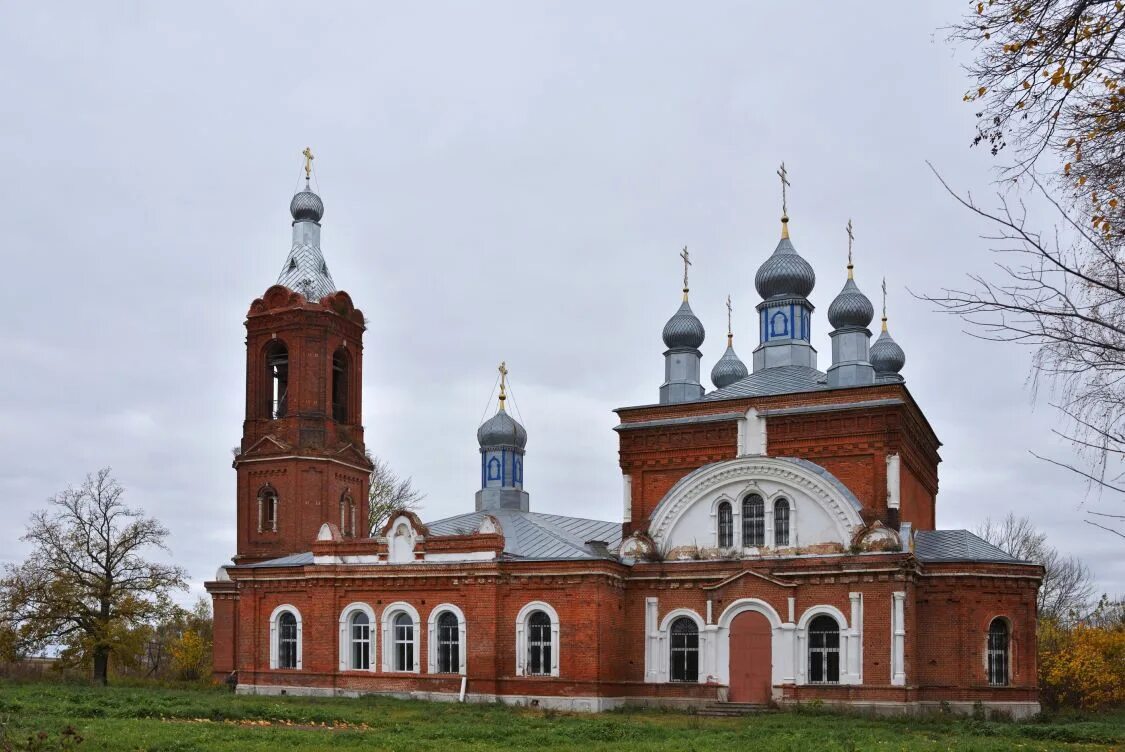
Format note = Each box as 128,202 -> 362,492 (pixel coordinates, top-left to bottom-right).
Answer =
265,341 -> 289,419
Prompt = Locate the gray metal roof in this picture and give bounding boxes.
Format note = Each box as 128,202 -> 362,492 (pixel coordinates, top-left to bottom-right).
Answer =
426,509 -> 622,561
827,277 -> 875,330
662,300 -> 706,349
914,530 -> 1022,563
705,364 -> 828,400
245,551 -> 314,568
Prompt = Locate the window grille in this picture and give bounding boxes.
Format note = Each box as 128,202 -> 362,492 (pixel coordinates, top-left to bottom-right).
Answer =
808,615 -> 840,684
987,619 -> 1009,686
278,612 -> 298,669
774,498 -> 790,547
669,617 -> 699,682
742,494 -> 765,547
436,611 -> 460,673
527,611 -> 552,676
717,502 -> 733,548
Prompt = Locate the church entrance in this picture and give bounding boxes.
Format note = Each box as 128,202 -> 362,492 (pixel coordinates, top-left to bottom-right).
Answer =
728,611 -> 772,703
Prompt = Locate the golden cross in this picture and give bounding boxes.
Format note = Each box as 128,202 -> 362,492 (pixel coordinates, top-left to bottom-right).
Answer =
726,294 -> 733,339
680,246 -> 691,294
498,361 -> 509,410
302,147 -> 314,179
777,161 -> 791,218
846,218 -> 855,277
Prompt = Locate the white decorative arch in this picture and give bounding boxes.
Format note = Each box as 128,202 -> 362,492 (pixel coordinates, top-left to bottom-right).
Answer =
388,515 -> 419,563
795,602 -> 861,686
714,598 -> 788,690
427,603 -> 467,675
338,602 -> 376,672
648,457 -> 863,550
654,608 -> 708,684
381,601 -> 421,673
515,601 -> 560,677
269,603 -> 302,670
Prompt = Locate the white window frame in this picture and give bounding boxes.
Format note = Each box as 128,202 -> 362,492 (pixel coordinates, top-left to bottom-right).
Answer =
338,602 -> 376,672
515,601 -> 560,677
657,608 -> 707,684
427,604 -> 467,675
269,604 -> 302,670
380,601 -> 421,673
796,605 -> 853,686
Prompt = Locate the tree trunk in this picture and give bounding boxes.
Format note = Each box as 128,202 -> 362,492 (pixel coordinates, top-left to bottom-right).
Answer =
92,646 -> 110,686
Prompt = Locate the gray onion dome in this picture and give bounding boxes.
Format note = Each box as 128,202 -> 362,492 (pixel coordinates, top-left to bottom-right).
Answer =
827,277 -> 875,329
711,342 -> 748,389
290,184 -> 324,223
477,410 -> 528,449
755,237 -> 816,300
662,300 -> 706,349
870,326 -> 906,378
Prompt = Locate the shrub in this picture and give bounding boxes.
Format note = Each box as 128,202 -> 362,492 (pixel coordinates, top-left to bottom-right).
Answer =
1039,619 -> 1125,710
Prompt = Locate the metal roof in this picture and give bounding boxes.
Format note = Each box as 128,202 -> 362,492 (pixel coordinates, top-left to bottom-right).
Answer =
245,551 -> 314,568
704,364 -> 828,400
914,530 -> 1022,563
426,509 -> 622,561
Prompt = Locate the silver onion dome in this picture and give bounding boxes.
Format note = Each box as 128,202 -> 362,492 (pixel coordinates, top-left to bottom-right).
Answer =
711,342 -> 748,389
754,236 -> 816,300
870,326 -> 906,377
290,184 -> 324,223
662,300 -> 706,349
477,410 -> 528,449
827,277 -> 875,330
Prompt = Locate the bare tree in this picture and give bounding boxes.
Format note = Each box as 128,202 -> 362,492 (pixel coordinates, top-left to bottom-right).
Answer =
976,513 -> 1096,620
0,468 -> 187,685
953,0 -> 1125,236
925,169 -> 1125,538
367,455 -> 425,534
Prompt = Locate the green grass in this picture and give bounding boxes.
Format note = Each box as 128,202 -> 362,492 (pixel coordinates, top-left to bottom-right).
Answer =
0,681 -> 1122,752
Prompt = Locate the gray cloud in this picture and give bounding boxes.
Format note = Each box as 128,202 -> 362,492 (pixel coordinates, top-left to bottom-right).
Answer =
1,1 -> 1119,600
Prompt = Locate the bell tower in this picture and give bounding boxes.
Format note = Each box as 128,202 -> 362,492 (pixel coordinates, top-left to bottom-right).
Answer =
232,152 -> 373,563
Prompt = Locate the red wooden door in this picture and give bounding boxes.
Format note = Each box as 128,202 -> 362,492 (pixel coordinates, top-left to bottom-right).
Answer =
728,611 -> 772,703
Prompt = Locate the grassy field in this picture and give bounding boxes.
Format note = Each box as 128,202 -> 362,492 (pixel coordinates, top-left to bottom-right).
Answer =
0,682 -> 1122,752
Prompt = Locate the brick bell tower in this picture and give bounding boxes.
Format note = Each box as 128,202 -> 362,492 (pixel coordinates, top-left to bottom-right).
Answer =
233,150 -> 373,564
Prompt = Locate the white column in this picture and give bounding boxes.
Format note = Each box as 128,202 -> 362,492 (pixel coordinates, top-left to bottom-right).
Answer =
886,454 -> 901,510
891,592 -> 906,686
644,597 -> 659,683
622,475 -> 633,523
703,624 -> 719,683
848,592 -> 863,684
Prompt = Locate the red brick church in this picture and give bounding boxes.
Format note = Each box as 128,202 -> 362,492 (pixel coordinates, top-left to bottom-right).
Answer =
206,159 -> 1042,716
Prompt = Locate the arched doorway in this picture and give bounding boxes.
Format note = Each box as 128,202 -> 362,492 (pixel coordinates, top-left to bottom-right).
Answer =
728,610 -> 772,703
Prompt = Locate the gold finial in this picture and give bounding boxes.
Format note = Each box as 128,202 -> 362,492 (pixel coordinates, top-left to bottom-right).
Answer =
726,294 -> 734,345
846,218 -> 855,279
881,277 -> 889,332
680,246 -> 692,301
498,361 -> 509,411
302,147 -> 315,180
777,161 -> 791,238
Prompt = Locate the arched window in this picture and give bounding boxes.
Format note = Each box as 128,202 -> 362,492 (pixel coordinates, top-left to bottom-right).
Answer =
669,617 -> 699,682
513,456 -> 523,484
270,606 -> 302,670
436,611 -> 460,674
487,456 -> 502,481
264,341 -> 289,419
349,611 -> 371,670
331,348 -> 350,423
742,494 -> 765,547
339,492 -> 355,537
393,612 -> 415,671
258,486 -> 278,533
527,611 -> 552,676
717,501 -> 733,548
774,498 -> 790,547
808,615 -> 840,684
987,618 -> 1010,686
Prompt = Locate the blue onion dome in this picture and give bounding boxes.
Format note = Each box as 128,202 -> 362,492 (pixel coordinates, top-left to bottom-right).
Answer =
870,322 -> 906,378
711,339 -> 748,389
290,182 -> 324,223
827,276 -> 875,329
477,409 -> 528,449
754,236 -> 816,300
662,300 -> 706,349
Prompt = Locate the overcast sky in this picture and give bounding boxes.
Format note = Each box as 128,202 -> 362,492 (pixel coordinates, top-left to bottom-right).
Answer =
1,2 -> 1120,601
